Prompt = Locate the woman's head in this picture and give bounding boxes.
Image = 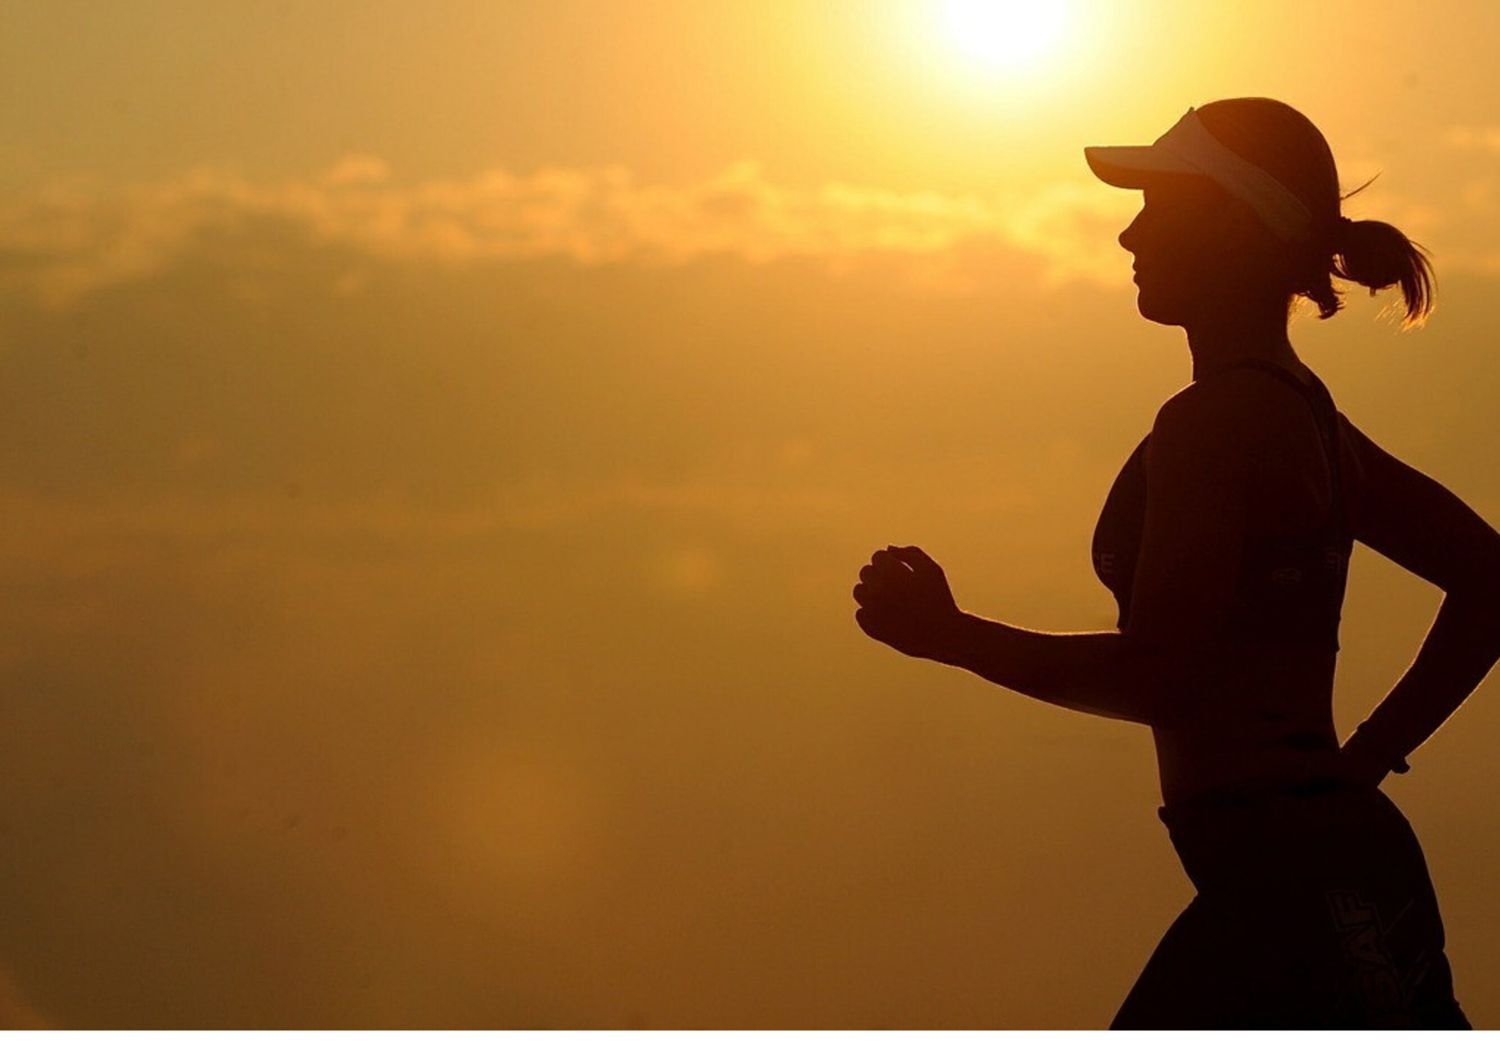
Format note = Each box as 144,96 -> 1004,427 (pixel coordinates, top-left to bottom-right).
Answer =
1099,98 -> 1435,331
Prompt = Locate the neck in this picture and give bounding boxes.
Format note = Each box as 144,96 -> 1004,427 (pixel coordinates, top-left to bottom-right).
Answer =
1184,305 -> 1298,382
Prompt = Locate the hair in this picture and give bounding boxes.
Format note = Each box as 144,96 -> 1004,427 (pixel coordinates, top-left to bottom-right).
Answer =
1194,97 -> 1436,330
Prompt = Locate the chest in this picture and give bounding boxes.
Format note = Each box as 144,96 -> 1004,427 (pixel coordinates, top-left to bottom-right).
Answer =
1090,430 -> 1349,643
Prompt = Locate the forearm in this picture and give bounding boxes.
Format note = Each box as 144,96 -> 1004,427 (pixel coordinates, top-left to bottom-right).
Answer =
931,611 -> 1209,727
1344,591 -> 1500,773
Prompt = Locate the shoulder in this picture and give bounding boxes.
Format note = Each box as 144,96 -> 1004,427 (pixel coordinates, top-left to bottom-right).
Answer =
1150,370 -> 1302,457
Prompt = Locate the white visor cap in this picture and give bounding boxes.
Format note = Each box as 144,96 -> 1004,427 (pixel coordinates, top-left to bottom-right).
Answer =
1085,107 -> 1316,243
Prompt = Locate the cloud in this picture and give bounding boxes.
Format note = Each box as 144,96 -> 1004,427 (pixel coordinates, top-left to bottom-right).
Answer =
319,154 -> 392,186
0,157 -> 1139,309
10,147 -> 1500,310
1444,126 -> 1500,154
9,135 -> 1500,312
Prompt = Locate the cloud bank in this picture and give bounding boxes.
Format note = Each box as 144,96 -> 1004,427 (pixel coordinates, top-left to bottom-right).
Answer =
6,145 -> 1493,314
0,158 -> 1151,309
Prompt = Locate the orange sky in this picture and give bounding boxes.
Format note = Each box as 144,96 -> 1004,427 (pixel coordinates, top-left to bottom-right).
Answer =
0,0 -> 1497,1029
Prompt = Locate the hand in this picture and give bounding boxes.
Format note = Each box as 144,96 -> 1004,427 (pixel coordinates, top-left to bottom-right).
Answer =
852,544 -> 965,661
1288,740 -> 1390,792
1331,738 -> 1395,790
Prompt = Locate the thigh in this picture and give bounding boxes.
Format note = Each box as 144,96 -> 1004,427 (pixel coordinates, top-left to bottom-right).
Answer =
1110,894 -> 1277,1029
1111,886 -> 1418,1030
1282,791 -> 1473,1027
1314,872 -> 1472,1028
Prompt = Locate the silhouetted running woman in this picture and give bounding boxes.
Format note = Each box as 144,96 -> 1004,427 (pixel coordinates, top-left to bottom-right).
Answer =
851,97 -> 1500,1028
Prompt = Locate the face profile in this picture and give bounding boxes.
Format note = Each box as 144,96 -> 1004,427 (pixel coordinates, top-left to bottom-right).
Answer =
1117,173 -> 1280,328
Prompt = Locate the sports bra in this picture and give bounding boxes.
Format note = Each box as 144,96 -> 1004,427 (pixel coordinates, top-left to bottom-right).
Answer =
1091,360 -> 1354,653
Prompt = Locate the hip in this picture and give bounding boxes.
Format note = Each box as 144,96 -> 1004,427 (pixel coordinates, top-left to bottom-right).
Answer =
1145,782 -> 1467,1028
1157,780 -> 1439,903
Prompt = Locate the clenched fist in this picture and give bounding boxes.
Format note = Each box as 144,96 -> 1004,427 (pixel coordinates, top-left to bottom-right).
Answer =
852,544 -> 966,661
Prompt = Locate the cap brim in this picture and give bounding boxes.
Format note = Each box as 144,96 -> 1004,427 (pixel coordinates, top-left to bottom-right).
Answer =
1084,145 -> 1198,189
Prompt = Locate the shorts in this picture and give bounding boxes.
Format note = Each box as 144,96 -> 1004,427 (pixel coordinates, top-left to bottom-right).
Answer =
1110,779 -> 1473,1029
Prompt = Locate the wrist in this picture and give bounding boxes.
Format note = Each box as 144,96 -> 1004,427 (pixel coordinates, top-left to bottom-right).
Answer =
929,609 -> 982,667
1344,722 -> 1411,776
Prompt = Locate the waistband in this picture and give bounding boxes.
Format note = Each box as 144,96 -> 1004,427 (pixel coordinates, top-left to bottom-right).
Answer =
1157,775 -> 1357,826
1156,780 -> 1418,896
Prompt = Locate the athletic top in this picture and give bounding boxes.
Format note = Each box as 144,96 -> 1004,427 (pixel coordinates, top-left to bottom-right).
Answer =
1091,360 -> 1353,654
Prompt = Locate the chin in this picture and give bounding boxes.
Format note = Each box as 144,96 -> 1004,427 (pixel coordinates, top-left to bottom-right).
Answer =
1135,290 -> 1189,327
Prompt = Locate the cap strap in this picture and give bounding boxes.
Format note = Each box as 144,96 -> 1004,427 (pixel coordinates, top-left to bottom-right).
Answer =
1154,107 -> 1316,243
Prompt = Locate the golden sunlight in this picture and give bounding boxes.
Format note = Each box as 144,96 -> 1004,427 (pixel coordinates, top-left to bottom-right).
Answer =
942,0 -> 1070,70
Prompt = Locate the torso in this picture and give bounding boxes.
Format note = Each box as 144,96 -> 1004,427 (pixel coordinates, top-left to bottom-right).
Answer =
1092,360 -> 1354,807
1150,644 -> 1340,807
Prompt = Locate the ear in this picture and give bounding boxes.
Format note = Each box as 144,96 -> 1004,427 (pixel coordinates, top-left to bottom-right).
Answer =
1229,196 -> 1283,252
1209,197 -> 1284,281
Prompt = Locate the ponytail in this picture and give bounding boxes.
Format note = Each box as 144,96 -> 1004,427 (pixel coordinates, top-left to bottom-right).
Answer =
1292,169 -> 1436,330
1331,217 -> 1436,330
1186,100 -> 1437,330
1297,211 -> 1436,331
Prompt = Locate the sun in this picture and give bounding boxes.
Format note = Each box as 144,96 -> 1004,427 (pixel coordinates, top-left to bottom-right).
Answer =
943,0 -> 1071,70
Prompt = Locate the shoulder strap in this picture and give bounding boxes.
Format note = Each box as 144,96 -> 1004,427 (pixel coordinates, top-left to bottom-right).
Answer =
1214,360 -> 1348,540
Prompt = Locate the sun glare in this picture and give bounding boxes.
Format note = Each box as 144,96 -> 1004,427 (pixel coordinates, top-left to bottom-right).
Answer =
943,0 -> 1070,70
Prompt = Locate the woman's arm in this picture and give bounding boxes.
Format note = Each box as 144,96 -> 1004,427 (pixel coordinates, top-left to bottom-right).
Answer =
1341,590 -> 1500,774
1338,416 -> 1500,773
855,382 -> 1261,728
930,613 -> 1223,728
924,381 -> 1258,727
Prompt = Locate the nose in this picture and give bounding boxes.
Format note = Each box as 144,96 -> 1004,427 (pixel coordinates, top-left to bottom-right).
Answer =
1118,210 -> 1143,254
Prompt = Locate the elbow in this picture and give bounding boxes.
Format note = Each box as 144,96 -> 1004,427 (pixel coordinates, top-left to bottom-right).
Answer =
1118,633 -> 1217,729
1141,672 -> 1204,731
1450,546 -> 1500,605
1440,559 -> 1500,618
1439,589 -> 1500,649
